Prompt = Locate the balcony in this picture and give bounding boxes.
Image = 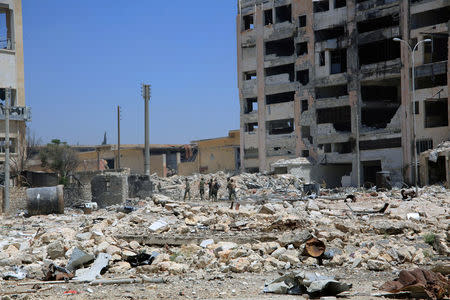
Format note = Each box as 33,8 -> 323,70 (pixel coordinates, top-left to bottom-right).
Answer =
0,106 -> 32,121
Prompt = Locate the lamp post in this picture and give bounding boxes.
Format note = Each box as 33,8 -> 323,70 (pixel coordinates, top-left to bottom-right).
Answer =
393,37 -> 432,194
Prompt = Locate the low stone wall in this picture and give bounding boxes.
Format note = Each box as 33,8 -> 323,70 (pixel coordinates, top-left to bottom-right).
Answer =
91,172 -> 129,208
0,186 -> 28,214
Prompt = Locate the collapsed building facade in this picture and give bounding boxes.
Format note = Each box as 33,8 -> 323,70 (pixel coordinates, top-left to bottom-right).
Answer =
237,0 -> 450,186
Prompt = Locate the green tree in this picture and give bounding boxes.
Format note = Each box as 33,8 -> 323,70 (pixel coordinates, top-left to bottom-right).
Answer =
39,139 -> 79,184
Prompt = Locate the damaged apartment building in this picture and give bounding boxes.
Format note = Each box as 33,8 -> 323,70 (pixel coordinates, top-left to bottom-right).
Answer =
237,0 -> 449,186
0,0 -> 30,174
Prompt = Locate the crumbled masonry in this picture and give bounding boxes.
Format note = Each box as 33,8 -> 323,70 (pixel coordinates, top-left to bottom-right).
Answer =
0,172 -> 449,298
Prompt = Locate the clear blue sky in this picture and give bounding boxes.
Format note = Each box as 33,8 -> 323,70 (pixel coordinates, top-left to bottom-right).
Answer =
22,0 -> 239,146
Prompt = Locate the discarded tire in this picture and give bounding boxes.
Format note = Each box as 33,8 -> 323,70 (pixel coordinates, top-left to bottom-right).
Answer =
27,185 -> 64,215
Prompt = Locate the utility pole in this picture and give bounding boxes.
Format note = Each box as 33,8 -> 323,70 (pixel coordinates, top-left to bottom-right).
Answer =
142,84 -> 151,176
3,88 -> 10,213
393,38 -> 431,194
117,106 -> 121,170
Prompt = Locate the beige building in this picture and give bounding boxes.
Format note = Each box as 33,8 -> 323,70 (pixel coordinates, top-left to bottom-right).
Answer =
0,0 -> 30,172
76,131 -> 241,177
237,0 -> 449,186
179,130 -> 241,175
75,144 -> 195,178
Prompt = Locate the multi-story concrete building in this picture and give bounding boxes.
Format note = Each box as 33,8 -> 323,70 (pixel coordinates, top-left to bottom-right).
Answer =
0,0 -> 29,172
237,0 -> 449,186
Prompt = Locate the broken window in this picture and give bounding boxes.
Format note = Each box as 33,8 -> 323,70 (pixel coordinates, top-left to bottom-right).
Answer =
362,107 -> 398,128
317,106 -> 351,131
415,74 -> 447,90
319,52 -> 325,66
243,14 -> 254,30
299,15 -> 306,27
315,26 -> 345,42
244,98 -> 258,113
267,118 -> 294,135
416,139 -> 433,154
358,39 -> 400,65
0,8 -> 12,50
275,5 -> 291,23
357,14 -> 399,34
335,0 -> 346,8
0,138 -> 16,154
330,48 -> 347,74
423,35 -> 448,64
297,70 -> 309,86
264,9 -> 273,25
302,150 -> 310,157
414,102 -> 419,114
314,0 -> 329,13
428,156 -> 446,185
265,38 -> 295,57
301,100 -> 309,112
301,126 -> 313,144
0,88 -> 16,106
296,42 -> 308,56
315,84 -> 348,99
274,167 -> 288,174
266,91 -> 295,105
411,7 -> 450,30
424,98 -> 448,128
362,161 -> 382,185
359,138 -> 402,150
245,122 -> 258,132
361,85 -> 399,102
361,83 -> 400,128
244,71 -> 257,81
244,148 -> 259,159
334,142 -> 352,154
265,64 -> 295,82
319,143 -> 332,153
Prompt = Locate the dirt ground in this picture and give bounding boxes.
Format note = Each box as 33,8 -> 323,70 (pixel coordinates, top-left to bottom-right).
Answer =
0,180 -> 449,300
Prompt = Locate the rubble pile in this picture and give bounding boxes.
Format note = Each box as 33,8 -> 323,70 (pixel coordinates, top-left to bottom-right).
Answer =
0,173 -> 449,298
151,171 -> 304,201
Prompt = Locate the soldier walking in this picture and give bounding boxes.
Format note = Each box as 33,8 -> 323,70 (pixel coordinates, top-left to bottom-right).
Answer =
212,179 -> 220,201
183,178 -> 191,200
208,178 -> 214,200
227,178 -> 238,210
199,177 -> 205,200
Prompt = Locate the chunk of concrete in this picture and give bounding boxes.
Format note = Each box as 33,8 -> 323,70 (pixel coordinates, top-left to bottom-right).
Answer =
73,253 -> 111,282
149,220 -> 168,232
66,248 -> 94,272
200,239 -> 214,248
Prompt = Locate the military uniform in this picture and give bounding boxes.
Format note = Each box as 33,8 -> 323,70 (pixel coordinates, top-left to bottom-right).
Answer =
183,179 -> 191,200
199,178 -> 205,200
227,179 -> 238,209
208,179 -> 213,200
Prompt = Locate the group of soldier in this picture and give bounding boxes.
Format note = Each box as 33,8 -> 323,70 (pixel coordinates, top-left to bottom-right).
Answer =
183,177 -> 239,209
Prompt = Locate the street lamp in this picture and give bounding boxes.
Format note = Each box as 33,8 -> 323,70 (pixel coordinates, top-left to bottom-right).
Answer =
393,37 -> 432,194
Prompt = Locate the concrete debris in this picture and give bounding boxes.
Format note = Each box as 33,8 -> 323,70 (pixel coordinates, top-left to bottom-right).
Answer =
380,268 -> 449,299
66,248 -> 95,272
0,171 -> 448,297
73,253 -> 111,282
149,219 -> 169,232
264,270 -> 351,296
3,266 -> 27,280
427,141 -> 450,163
401,189 -> 417,200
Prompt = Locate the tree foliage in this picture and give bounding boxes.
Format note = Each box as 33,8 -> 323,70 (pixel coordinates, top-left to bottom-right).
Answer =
39,139 -> 79,184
